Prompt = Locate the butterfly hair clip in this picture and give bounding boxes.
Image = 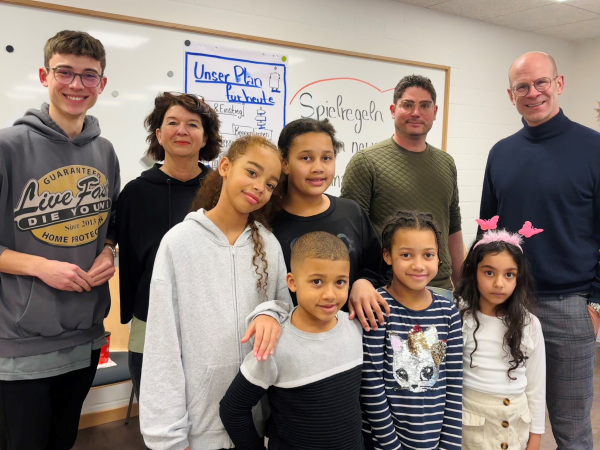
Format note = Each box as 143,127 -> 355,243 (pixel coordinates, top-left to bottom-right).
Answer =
474,216 -> 543,252
475,215 -> 499,231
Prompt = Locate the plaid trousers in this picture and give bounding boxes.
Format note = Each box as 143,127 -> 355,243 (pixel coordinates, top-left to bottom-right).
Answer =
536,292 -> 597,450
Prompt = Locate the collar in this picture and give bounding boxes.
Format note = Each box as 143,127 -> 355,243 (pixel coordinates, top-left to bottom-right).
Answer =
520,108 -> 571,141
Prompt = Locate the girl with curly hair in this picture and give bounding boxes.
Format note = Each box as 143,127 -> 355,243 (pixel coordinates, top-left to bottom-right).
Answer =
456,219 -> 546,450
140,134 -> 292,450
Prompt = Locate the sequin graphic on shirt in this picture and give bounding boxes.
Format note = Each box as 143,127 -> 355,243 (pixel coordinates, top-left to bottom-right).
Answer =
389,324 -> 447,393
13,165 -> 111,247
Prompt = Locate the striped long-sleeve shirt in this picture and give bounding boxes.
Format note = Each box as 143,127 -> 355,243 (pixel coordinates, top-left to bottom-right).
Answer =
361,288 -> 462,450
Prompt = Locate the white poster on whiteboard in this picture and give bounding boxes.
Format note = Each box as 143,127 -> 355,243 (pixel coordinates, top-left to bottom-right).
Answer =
288,77 -> 393,195
184,42 -> 287,161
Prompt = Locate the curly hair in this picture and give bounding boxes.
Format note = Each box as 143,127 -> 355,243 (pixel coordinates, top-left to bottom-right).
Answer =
393,74 -> 437,105
454,238 -> 537,380
278,118 -> 342,159
44,30 -> 106,72
145,92 -> 222,162
190,135 -> 283,294
381,210 -> 442,255
380,210 -> 442,286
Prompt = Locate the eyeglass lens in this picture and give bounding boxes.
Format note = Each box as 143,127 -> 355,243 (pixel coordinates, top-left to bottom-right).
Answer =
512,77 -> 555,97
51,68 -> 102,88
399,100 -> 433,112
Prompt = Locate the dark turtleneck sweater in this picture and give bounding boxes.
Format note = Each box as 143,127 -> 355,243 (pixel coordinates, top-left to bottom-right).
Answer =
480,109 -> 600,295
116,163 -> 210,323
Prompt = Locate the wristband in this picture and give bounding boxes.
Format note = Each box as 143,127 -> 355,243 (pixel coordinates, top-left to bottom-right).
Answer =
104,244 -> 117,260
588,301 -> 600,316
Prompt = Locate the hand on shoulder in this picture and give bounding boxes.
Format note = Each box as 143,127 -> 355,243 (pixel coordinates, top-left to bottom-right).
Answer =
348,279 -> 390,331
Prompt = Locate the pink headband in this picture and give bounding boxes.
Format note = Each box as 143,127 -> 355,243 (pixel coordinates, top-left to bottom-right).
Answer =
474,216 -> 543,252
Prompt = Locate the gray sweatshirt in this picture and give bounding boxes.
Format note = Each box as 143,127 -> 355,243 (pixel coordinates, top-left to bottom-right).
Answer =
140,209 -> 292,450
0,103 -> 120,360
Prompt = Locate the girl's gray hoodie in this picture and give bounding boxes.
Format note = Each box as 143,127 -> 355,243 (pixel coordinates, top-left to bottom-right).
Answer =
140,209 -> 292,450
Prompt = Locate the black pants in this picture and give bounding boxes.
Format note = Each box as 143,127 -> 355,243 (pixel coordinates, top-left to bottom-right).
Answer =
128,350 -> 143,402
0,348 -> 100,450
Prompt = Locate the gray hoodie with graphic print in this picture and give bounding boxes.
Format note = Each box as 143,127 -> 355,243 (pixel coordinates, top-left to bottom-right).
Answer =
0,103 -> 120,358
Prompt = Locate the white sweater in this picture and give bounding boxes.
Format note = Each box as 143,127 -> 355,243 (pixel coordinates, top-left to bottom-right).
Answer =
462,311 -> 546,434
140,209 -> 292,450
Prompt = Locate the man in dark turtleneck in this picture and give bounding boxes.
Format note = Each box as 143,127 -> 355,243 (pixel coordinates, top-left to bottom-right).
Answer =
480,51 -> 600,450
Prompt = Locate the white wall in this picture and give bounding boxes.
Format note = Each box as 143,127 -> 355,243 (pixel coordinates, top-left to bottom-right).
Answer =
34,0 -> 580,244
568,38 -> 600,131
26,0 -> 592,415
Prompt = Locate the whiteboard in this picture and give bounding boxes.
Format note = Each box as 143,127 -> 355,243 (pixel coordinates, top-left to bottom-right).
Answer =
0,1 -> 450,195
184,42 -> 288,149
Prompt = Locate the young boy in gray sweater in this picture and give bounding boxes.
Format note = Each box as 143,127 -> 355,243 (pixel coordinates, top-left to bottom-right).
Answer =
220,231 -> 364,449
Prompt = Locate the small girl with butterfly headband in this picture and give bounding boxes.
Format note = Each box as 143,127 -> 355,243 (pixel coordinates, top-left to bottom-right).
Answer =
455,217 -> 546,450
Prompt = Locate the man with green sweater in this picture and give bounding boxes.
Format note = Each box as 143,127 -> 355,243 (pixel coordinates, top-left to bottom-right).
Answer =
341,75 -> 463,295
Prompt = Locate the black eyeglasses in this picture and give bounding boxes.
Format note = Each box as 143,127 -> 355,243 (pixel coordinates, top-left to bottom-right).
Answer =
47,67 -> 103,88
511,76 -> 558,98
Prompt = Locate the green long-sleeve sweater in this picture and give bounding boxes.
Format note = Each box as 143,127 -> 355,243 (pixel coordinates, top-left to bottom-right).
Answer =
341,137 -> 461,289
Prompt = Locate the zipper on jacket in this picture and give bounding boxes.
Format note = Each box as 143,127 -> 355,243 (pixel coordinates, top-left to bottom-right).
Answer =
231,246 -> 243,363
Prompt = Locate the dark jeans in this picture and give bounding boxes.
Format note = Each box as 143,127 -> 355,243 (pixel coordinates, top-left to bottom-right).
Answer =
537,293 -> 596,450
0,348 -> 101,450
128,352 -> 151,450
128,350 -> 143,402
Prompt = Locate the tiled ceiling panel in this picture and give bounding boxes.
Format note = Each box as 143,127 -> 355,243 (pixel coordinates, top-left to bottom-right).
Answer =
390,0 -> 600,40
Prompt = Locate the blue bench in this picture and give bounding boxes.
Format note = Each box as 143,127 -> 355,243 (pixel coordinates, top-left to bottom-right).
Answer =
91,351 -> 135,424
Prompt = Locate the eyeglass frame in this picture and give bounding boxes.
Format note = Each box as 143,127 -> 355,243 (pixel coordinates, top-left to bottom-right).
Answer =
396,99 -> 436,114
46,66 -> 104,88
510,75 -> 559,98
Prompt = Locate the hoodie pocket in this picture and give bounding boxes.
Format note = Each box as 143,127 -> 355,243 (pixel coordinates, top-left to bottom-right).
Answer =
16,279 -> 104,337
188,363 -> 239,436
16,278 -> 63,336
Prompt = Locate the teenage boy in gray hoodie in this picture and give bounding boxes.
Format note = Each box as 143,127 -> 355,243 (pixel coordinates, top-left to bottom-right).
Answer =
0,30 -> 120,449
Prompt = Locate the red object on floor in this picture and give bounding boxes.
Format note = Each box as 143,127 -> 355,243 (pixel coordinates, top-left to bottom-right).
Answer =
99,331 -> 111,365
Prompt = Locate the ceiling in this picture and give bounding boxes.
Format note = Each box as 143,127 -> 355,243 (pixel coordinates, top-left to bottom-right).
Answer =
391,0 -> 600,41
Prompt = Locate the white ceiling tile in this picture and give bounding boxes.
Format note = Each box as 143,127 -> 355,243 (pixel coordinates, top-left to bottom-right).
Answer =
429,0 -> 555,20
392,0 -> 600,40
567,0 -> 600,14
388,0 -> 448,6
486,3 -> 599,31
535,17 -> 600,40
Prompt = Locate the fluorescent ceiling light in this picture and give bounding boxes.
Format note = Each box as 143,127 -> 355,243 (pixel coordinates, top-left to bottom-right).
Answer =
87,31 -> 149,49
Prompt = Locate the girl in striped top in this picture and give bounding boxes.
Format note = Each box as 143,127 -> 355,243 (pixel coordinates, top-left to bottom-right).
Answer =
361,210 -> 463,450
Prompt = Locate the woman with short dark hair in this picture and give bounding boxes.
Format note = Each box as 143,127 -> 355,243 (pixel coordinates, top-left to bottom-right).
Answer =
117,92 -> 221,401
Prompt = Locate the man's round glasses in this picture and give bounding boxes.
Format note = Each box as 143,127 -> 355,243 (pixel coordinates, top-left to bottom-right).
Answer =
47,67 -> 103,88
511,76 -> 558,98
398,100 -> 434,113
